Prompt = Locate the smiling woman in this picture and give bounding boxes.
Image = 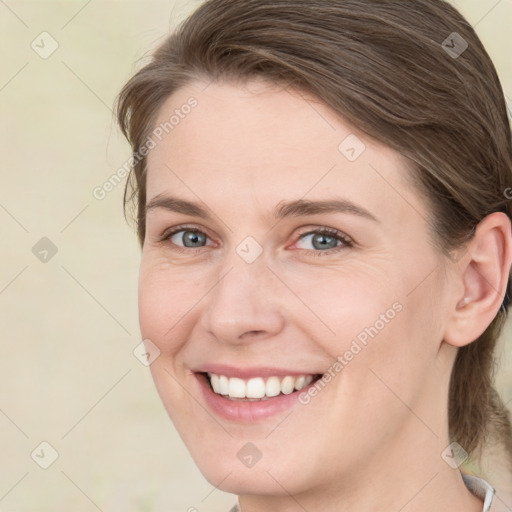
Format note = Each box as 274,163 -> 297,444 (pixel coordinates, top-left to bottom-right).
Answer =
116,1 -> 512,511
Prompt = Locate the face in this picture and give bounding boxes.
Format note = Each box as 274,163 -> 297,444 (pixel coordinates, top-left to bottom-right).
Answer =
139,79 -> 454,497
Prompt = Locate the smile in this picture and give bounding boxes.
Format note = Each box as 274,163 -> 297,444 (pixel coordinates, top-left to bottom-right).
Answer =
207,373 -> 317,400
194,366 -> 324,422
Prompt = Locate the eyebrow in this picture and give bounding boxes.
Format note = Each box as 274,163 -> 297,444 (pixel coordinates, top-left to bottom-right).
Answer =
145,195 -> 379,223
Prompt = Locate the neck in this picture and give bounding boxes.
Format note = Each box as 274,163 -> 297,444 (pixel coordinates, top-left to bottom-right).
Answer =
237,426 -> 484,512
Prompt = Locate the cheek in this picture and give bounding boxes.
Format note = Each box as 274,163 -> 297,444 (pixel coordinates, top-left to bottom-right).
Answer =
298,265 -> 440,406
328,281 -> 445,432
137,258 -> 206,355
281,263 -> 403,346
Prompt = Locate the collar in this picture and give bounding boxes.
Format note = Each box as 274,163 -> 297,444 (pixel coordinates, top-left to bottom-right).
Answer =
462,474 -> 495,512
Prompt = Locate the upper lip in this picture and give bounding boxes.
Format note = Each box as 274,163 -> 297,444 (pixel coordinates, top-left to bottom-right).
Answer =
194,364 -> 321,379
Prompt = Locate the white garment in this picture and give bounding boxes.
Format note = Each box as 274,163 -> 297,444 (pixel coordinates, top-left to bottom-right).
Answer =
462,474 -> 495,512
227,473 -> 495,512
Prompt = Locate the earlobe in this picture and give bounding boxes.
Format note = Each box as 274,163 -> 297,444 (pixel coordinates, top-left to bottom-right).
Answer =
444,212 -> 512,348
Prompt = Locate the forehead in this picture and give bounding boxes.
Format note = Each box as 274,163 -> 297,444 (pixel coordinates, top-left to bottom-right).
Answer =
145,79 -> 425,225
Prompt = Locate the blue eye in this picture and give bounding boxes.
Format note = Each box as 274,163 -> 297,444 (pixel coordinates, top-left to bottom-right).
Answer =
166,229 -> 210,248
294,228 -> 352,255
297,231 -> 341,251
159,225 -> 352,256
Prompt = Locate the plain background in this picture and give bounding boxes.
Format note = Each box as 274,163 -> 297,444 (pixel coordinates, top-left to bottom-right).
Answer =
1,1 -> 511,510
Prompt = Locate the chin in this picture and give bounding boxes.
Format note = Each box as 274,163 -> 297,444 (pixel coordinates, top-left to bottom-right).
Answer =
197,459 -> 306,497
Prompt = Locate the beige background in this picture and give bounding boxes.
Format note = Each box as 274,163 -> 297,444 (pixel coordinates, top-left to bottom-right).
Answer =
1,1 -> 511,511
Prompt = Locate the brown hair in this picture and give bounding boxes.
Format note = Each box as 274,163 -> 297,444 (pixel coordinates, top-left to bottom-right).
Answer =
116,0 -> 512,467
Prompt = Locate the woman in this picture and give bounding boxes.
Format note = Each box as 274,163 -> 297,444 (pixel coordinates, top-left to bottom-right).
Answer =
116,1 -> 512,510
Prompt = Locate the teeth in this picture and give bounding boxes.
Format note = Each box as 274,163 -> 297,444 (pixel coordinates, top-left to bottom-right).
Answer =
207,373 -> 315,399
281,376 -> 295,395
246,377 -> 266,399
294,376 -> 306,390
218,375 -> 229,395
228,377 -> 246,398
266,376 -> 281,397
210,374 -> 220,393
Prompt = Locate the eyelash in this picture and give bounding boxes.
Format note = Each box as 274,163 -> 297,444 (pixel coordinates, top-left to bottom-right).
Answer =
158,225 -> 353,256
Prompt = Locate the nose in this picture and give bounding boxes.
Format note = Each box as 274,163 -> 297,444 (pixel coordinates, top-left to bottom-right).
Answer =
198,256 -> 285,345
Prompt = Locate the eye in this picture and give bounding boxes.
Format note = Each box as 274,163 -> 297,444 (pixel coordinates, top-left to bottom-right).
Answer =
160,226 -> 213,250
158,225 -> 352,255
294,228 -> 352,254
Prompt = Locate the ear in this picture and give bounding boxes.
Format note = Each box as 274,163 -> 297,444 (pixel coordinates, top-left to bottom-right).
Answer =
443,212 -> 512,348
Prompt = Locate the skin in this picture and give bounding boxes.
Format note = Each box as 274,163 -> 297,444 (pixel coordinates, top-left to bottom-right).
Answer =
139,78 -> 511,512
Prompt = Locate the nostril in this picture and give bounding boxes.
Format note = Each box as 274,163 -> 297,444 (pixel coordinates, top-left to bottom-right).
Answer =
239,330 -> 266,339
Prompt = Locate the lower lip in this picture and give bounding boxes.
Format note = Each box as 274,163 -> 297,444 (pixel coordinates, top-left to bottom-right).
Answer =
195,373 -> 317,423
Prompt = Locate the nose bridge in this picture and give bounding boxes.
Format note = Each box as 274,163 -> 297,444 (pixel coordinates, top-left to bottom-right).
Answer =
200,250 -> 284,342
